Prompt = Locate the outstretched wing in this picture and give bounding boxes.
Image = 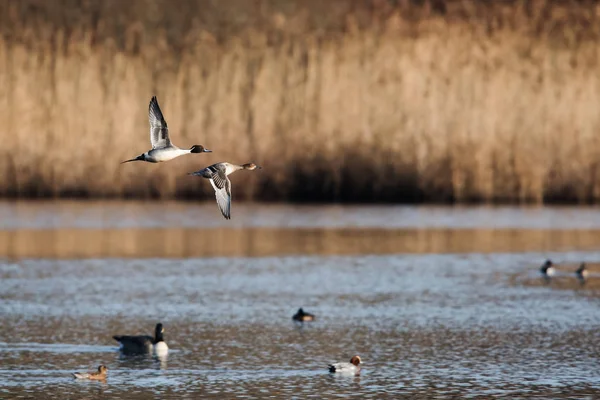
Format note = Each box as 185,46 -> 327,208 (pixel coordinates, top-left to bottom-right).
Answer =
148,96 -> 170,149
207,168 -> 232,219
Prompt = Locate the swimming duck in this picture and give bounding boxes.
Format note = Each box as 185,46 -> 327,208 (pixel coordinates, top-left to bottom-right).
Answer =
576,262 -> 588,279
72,365 -> 107,380
328,355 -> 361,374
540,260 -> 556,277
113,323 -> 168,355
121,96 -> 211,164
292,308 -> 315,322
188,162 -> 261,219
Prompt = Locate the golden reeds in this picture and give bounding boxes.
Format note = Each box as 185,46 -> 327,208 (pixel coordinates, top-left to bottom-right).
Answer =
1,0 -> 600,203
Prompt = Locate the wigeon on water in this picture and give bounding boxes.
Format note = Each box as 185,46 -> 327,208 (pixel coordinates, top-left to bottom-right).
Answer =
121,96 -> 211,164
292,308 -> 315,322
188,162 -> 261,220
113,323 -> 168,356
328,355 -> 361,375
72,365 -> 107,380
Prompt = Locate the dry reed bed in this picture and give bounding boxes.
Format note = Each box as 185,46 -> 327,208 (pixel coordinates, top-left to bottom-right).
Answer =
1,1 -> 600,203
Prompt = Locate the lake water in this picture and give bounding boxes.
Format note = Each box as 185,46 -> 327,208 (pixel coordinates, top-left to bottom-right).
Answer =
1,201 -> 600,398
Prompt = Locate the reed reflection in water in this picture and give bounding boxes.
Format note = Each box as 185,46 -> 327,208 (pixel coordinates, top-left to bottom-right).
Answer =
3,227 -> 600,259
1,202 -> 600,398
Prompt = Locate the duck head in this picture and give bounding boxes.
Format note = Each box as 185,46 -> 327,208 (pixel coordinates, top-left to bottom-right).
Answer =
155,323 -> 165,342
190,145 -> 212,153
541,259 -> 553,272
242,163 -> 261,170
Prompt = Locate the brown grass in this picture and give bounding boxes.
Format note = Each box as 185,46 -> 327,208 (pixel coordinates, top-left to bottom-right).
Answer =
2,0 -> 600,203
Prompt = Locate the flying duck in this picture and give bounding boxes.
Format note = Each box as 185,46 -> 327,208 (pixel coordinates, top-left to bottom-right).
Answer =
121,96 -> 211,164
188,162 -> 261,219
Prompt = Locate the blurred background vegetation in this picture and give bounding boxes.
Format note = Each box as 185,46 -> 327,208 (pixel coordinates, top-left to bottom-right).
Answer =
1,0 -> 600,203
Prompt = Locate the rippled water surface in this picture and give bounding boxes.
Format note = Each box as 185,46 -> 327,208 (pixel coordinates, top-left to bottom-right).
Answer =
1,201 -> 600,399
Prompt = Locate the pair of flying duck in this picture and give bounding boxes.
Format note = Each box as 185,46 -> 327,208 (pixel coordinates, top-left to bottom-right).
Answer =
121,96 -> 260,219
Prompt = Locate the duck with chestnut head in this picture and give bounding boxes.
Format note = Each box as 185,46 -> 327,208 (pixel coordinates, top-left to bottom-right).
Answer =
328,355 -> 361,375
72,365 -> 108,380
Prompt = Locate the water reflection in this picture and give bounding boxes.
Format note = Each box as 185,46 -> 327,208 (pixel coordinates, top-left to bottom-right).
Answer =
3,228 -> 600,259
2,202 -> 600,397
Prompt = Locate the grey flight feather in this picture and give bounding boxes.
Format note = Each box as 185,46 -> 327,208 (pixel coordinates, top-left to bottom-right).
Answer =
209,172 -> 232,220
189,162 -> 246,220
148,96 -> 170,149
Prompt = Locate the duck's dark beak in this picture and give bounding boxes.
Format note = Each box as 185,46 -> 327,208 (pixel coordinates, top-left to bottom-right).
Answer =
120,155 -> 144,164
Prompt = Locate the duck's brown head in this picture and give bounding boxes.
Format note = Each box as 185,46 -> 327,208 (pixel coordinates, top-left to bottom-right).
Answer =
242,163 -> 261,170
98,365 -> 108,374
350,356 -> 361,366
190,145 -> 212,153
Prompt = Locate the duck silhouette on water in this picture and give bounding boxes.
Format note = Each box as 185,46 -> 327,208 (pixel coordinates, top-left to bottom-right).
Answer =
113,323 -> 168,356
540,259 -> 556,279
292,308 -> 315,323
576,262 -> 588,283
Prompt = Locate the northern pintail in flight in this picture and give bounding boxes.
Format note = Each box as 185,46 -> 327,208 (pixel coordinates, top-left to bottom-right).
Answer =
121,96 -> 211,164
188,162 -> 261,220
540,259 -> 556,277
113,323 -> 168,355
328,356 -> 361,375
292,308 -> 315,322
72,365 -> 108,380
